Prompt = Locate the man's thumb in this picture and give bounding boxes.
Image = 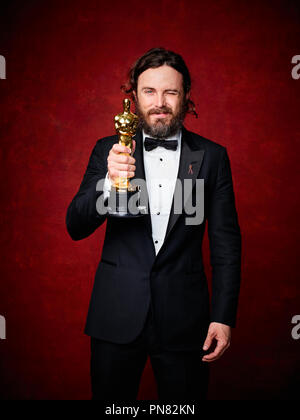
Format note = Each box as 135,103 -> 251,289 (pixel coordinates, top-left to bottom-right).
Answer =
131,140 -> 136,155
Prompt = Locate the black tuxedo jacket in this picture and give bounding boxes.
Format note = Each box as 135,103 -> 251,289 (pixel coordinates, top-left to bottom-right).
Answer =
66,126 -> 241,351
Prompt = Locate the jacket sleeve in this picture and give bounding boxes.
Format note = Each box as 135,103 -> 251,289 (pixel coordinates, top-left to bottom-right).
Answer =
66,139 -> 109,241
207,147 -> 242,327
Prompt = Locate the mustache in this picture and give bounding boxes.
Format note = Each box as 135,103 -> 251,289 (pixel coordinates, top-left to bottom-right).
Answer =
148,106 -> 173,116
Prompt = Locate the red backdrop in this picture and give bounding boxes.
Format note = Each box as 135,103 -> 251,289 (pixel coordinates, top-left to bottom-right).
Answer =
0,0 -> 299,400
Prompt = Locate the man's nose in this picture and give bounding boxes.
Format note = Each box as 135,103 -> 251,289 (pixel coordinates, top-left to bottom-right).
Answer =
154,93 -> 165,108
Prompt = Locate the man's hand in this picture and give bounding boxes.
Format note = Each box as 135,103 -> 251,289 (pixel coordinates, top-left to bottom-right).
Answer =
107,140 -> 136,184
202,322 -> 231,362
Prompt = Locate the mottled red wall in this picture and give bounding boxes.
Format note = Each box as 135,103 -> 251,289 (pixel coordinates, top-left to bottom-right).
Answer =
0,0 -> 299,400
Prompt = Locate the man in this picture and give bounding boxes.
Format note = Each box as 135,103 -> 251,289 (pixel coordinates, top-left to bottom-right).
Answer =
66,47 -> 242,400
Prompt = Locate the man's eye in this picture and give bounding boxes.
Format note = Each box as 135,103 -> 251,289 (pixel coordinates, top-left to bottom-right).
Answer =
145,90 -> 153,94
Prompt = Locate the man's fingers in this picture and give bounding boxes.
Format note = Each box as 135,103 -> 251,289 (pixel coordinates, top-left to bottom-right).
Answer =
203,335 -> 213,351
202,323 -> 231,362
202,340 -> 228,362
111,142 -> 135,156
108,152 -> 135,165
109,163 -> 136,172
109,169 -> 135,179
112,143 -> 131,154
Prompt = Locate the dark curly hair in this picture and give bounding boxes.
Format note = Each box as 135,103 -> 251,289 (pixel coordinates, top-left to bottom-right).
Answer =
121,47 -> 198,118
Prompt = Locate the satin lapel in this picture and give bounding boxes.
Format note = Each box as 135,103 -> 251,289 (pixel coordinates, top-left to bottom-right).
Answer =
132,128 -> 153,238
164,127 -> 205,242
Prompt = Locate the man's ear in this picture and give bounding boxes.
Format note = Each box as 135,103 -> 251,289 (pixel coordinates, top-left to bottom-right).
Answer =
133,90 -> 137,101
185,91 -> 191,101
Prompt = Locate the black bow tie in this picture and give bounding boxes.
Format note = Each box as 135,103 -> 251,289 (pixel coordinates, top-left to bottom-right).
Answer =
144,137 -> 178,152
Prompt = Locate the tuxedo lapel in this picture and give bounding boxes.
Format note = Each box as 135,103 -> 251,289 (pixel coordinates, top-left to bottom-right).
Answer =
163,126 -> 205,242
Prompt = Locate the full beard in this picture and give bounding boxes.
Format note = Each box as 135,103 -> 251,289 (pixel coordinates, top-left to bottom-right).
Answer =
134,100 -> 188,139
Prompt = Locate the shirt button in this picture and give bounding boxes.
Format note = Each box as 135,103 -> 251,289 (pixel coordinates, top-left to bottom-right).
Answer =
155,240 -> 158,244
157,212 -> 160,215
159,184 -> 162,187
160,158 -> 163,161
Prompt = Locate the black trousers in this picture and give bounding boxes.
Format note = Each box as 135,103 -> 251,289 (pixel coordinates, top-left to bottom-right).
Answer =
90,306 -> 209,400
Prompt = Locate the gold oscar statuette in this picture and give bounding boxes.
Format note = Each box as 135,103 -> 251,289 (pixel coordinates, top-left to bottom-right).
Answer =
107,98 -> 146,218
113,98 -> 138,192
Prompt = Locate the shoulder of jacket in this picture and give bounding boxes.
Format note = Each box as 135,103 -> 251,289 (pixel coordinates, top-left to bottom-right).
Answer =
96,134 -> 118,146
187,129 -> 226,153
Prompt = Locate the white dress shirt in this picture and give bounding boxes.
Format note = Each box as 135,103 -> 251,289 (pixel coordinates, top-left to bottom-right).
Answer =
103,129 -> 182,255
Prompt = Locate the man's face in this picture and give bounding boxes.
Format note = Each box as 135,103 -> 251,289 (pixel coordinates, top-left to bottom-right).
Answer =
134,65 -> 189,138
